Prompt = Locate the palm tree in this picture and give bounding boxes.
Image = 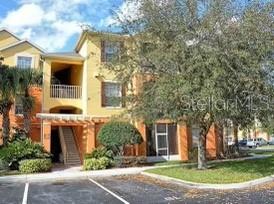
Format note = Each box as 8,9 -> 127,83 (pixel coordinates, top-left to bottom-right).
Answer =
18,68 -> 42,135
0,66 -> 19,146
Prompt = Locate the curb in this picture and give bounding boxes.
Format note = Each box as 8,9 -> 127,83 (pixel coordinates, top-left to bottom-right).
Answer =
141,172 -> 274,190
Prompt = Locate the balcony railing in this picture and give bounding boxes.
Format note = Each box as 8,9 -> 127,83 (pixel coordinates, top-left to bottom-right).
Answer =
50,84 -> 82,99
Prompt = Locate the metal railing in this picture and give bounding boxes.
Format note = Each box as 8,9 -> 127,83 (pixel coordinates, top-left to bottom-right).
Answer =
50,84 -> 82,99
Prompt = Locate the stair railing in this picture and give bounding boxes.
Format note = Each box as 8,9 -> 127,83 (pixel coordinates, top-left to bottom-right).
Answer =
58,127 -> 68,165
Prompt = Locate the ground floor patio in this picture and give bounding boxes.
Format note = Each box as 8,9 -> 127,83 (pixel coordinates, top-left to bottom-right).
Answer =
37,114 -> 220,164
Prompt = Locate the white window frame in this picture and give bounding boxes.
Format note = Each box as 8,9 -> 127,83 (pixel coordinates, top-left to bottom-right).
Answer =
15,53 -> 34,69
103,80 -> 123,108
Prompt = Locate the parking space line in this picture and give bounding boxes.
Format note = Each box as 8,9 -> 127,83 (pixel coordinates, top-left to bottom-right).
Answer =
88,178 -> 130,204
22,183 -> 29,204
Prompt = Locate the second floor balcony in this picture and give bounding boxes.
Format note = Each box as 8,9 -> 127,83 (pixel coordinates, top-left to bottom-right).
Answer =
50,84 -> 82,99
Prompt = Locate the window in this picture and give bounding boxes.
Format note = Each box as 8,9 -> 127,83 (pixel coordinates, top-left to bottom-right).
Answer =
102,82 -> 122,107
17,56 -> 32,69
101,41 -> 121,62
15,94 -> 23,115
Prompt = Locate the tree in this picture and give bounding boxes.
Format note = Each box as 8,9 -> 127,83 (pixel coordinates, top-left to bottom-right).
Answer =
106,0 -> 274,169
98,121 -> 143,156
18,68 -> 42,134
0,66 -> 19,146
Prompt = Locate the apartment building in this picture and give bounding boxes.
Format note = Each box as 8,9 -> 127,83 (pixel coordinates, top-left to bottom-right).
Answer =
0,29 -> 220,165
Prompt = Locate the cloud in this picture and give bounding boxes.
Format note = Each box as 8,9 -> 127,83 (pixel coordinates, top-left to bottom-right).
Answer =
0,0 -> 118,51
103,1 -> 141,27
2,4 -> 44,29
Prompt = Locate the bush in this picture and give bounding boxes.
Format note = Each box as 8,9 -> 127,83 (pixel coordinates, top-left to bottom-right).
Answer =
85,147 -> 113,160
83,157 -> 112,171
19,159 -> 52,174
0,139 -> 51,170
98,121 -> 143,156
114,156 -> 147,168
0,159 -> 9,171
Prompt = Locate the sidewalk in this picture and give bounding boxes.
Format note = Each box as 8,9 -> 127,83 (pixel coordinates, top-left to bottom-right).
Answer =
0,154 -> 270,184
0,165 -> 156,183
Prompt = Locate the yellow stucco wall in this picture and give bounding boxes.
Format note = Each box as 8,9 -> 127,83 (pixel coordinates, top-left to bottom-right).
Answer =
85,35 -> 125,117
43,33 -> 126,117
1,42 -> 41,68
42,59 -> 83,112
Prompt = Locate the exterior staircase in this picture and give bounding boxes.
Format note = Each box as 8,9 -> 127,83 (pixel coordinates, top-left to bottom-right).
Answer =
58,126 -> 81,166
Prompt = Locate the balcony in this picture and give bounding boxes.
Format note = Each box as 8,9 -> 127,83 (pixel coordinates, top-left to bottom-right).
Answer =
50,84 -> 82,99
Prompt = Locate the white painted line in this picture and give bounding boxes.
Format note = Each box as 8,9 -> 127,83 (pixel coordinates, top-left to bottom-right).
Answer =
88,178 -> 130,204
22,183 -> 29,204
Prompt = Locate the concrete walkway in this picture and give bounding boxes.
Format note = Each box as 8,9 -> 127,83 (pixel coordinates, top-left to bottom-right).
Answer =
0,166 -> 156,183
0,154 -> 271,187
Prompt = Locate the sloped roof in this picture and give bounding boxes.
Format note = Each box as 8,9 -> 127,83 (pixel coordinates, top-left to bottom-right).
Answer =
0,28 -> 45,53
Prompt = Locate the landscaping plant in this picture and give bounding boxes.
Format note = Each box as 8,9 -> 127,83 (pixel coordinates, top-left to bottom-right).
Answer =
98,121 -> 142,156
106,0 -> 274,169
19,158 -> 52,174
83,157 -> 112,171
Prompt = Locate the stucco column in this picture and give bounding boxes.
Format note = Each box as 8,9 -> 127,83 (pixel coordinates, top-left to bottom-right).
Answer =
42,121 -> 51,153
135,122 -> 147,156
178,122 -> 191,161
43,60 -> 51,112
206,124 -> 218,158
86,122 -> 96,153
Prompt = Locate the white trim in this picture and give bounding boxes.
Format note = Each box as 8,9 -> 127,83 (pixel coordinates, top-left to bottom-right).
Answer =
0,39 -> 45,53
88,178 -> 130,204
102,81 -> 123,108
22,183 -> 29,204
0,28 -> 21,41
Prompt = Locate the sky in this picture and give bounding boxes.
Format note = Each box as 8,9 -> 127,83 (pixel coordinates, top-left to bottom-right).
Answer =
0,0 -> 126,52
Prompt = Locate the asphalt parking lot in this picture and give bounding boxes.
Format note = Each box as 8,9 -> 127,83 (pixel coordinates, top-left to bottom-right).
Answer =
2,175 -> 274,204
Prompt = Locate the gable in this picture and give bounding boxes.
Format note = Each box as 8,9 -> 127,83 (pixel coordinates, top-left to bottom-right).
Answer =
0,30 -> 20,49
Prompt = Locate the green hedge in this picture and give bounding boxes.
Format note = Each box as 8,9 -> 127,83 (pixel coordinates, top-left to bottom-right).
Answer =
83,157 -> 112,171
19,159 -> 52,174
98,121 -> 142,155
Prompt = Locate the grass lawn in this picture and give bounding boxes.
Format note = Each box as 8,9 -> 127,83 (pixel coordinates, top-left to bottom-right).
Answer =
146,156 -> 274,184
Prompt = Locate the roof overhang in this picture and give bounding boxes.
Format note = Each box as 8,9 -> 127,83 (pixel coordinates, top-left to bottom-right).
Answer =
0,39 -> 45,53
75,30 -> 129,52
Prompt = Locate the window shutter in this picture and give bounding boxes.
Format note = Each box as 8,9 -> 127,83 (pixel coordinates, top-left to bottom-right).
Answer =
101,82 -> 106,107
101,40 -> 106,63
121,83 -> 126,108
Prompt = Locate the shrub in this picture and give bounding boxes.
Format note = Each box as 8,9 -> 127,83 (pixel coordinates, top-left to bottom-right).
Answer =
0,138 -> 51,170
0,159 -> 9,171
19,159 -> 52,174
85,147 -> 113,160
98,121 -> 143,156
114,156 -> 147,168
83,157 -> 112,171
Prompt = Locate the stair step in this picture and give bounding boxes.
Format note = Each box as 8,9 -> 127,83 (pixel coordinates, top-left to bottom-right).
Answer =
60,126 -> 81,166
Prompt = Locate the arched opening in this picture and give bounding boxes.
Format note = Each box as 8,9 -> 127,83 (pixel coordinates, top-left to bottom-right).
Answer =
50,106 -> 82,114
